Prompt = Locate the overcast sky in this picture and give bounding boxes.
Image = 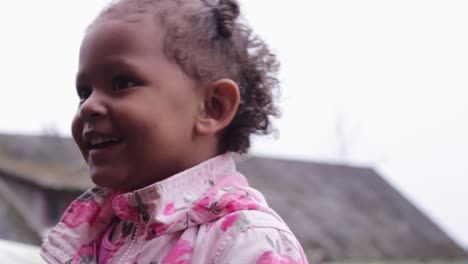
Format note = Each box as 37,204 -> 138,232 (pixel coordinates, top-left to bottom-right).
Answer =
0,0 -> 467,248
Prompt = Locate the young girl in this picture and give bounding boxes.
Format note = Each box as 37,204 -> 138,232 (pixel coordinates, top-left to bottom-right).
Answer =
41,0 -> 308,263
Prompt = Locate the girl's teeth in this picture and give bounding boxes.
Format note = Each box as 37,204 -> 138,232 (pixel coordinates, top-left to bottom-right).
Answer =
91,137 -> 119,147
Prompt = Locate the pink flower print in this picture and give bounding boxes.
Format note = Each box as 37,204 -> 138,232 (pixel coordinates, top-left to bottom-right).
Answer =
225,197 -> 259,212
192,192 -> 216,215
146,222 -> 172,240
71,244 -> 95,263
219,191 -> 260,213
220,213 -> 240,232
113,195 -> 139,222
256,250 -> 300,264
162,239 -> 193,264
62,199 -> 100,228
193,189 -> 260,220
164,202 -> 176,216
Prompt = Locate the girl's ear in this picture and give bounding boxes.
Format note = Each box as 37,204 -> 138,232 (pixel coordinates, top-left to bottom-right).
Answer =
195,79 -> 240,136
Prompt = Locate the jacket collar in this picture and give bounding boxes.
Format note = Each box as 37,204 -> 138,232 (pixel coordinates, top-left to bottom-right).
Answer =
110,152 -> 262,238
112,152 -> 237,224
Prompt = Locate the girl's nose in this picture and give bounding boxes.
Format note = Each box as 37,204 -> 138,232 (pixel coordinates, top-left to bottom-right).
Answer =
78,91 -> 108,122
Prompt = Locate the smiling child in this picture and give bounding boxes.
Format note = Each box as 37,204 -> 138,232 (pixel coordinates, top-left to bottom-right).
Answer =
41,0 -> 308,263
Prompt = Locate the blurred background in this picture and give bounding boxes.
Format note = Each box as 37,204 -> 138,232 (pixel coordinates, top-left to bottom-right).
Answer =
0,0 -> 466,263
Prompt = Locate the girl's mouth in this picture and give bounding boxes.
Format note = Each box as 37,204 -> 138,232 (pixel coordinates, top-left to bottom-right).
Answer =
83,131 -> 124,161
89,136 -> 122,150
87,136 -> 124,163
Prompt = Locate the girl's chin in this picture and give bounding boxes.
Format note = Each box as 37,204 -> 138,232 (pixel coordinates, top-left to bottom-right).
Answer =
89,168 -> 128,189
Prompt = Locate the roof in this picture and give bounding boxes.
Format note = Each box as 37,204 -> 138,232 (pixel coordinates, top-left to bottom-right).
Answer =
0,133 -> 465,260
0,133 -> 91,190
237,156 -> 467,260
0,179 -> 42,245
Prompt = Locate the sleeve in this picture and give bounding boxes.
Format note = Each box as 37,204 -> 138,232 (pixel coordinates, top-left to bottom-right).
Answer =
218,226 -> 309,264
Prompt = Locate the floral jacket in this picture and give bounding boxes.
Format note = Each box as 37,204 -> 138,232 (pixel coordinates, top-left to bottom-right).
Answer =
41,154 -> 309,264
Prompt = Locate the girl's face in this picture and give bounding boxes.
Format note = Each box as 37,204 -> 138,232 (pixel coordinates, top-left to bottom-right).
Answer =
72,17 -> 205,190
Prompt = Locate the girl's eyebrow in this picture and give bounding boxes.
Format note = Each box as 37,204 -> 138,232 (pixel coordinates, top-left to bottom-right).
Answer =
76,58 -> 138,83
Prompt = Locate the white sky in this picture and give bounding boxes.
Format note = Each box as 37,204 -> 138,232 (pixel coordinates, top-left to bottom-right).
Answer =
0,0 -> 467,249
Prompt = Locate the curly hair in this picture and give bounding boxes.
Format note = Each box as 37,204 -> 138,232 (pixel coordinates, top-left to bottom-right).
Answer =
94,0 -> 280,153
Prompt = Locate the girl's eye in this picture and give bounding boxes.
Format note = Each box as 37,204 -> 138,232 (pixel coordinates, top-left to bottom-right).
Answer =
112,75 -> 138,91
77,85 -> 92,102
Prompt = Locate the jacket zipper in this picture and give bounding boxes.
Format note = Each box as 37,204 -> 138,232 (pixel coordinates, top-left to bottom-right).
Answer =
116,225 -> 139,264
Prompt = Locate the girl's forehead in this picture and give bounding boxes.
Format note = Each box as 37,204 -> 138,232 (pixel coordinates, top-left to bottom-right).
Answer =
78,19 -> 167,76
83,18 -> 162,55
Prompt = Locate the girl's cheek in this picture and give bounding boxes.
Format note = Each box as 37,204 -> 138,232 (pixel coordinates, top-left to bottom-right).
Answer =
71,115 -> 86,154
